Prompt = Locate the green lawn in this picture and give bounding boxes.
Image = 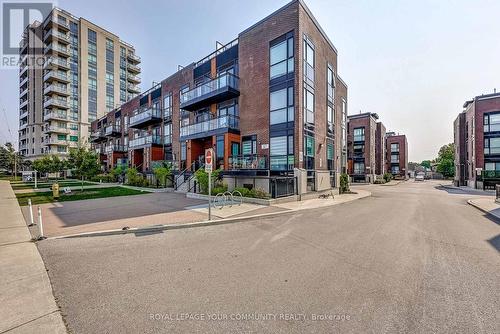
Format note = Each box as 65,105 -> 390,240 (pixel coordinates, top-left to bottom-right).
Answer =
11,180 -> 95,190
16,186 -> 148,206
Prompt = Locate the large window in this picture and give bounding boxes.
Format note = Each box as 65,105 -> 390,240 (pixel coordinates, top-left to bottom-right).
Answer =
303,35 -> 315,86
353,127 -> 365,142
164,93 -> 172,119
354,162 -> 365,174
327,65 -> 335,136
391,154 -> 399,163
391,166 -> 400,174
304,88 -> 314,124
484,113 -> 500,133
242,135 -> 257,156
270,35 -> 294,79
270,87 -> 294,125
391,143 -> 399,152
327,142 -> 334,170
484,137 -> 500,155
270,135 -> 294,170
164,123 -> 172,144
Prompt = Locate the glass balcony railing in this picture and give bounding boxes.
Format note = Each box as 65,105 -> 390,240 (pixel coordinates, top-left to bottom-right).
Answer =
129,135 -> 163,148
129,108 -> 162,128
105,125 -> 122,136
483,170 -> 500,179
228,155 -> 267,170
180,73 -> 239,110
180,115 -> 239,138
106,145 -> 127,153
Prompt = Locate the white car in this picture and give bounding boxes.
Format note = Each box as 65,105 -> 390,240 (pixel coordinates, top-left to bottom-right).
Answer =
415,174 -> 425,182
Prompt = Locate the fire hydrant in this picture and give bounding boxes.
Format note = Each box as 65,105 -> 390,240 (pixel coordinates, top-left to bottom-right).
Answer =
52,183 -> 60,200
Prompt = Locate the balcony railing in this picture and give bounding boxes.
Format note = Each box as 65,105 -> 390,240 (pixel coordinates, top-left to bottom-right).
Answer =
127,75 -> 141,83
228,155 -> 267,170
44,111 -> 67,121
127,63 -> 140,73
180,73 -> 240,111
46,138 -> 68,145
105,124 -> 122,136
44,70 -> 69,83
127,53 -> 141,63
44,97 -> 69,109
483,170 -> 500,179
127,83 -> 140,93
44,126 -> 69,134
129,135 -> 164,148
44,84 -> 69,96
106,145 -> 127,153
44,57 -> 69,70
90,129 -> 107,142
129,108 -> 162,128
180,115 -> 239,139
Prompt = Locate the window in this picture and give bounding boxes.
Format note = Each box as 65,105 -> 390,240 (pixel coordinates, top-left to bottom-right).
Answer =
216,135 -> 224,168
88,29 -> 96,42
70,135 -> 78,142
304,88 -> 314,124
391,154 -> 399,163
484,113 -> 500,132
304,135 -> 314,157
353,127 -> 365,141
164,93 -> 172,118
484,137 -> 500,155
180,142 -> 186,161
164,123 -> 172,144
242,135 -> 257,155
327,142 -> 334,170
303,35 -> 315,85
391,143 -> 399,152
270,135 -> 294,171
327,65 -> 335,102
485,162 -> 500,171
391,166 -> 400,174
270,35 -> 294,79
354,162 -> 365,174
270,87 -> 294,124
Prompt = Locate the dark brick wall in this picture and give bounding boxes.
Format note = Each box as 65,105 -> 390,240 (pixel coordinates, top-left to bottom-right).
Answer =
238,1 -> 299,161
454,112 -> 466,185
386,134 -> 408,178
375,122 -> 386,175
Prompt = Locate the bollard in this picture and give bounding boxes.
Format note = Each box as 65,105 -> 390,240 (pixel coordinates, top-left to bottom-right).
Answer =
28,199 -> 35,227
37,206 -> 44,239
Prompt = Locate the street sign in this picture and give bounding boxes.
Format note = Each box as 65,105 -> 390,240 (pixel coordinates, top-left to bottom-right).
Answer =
205,148 -> 213,173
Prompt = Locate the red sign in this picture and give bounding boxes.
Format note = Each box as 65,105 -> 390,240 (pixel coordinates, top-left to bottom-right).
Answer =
205,149 -> 213,165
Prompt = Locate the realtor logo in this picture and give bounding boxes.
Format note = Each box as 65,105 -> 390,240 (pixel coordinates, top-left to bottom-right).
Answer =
1,1 -> 53,68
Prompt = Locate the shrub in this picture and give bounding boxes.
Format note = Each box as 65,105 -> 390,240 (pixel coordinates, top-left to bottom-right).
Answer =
212,184 -> 228,195
251,188 -> 270,199
383,172 -> 393,183
373,179 -> 386,184
126,168 -> 145,187
91,174 -> 114,183
233,186 -> 251,197
340,173 -> 350,194
153,165 -> 171,187
194,168 -> 221,194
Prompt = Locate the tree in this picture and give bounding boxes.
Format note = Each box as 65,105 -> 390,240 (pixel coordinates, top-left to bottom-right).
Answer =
421,160 -> 432,170
67,147 -> 100,190
32,155 -> 66,180
436,143 -> 455,178
153,164 -> 172,187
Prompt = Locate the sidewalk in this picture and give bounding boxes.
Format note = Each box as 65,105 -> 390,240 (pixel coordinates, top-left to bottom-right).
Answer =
0,181 -> 66,333
467,196 -> 500,219
51,189 -> 371,239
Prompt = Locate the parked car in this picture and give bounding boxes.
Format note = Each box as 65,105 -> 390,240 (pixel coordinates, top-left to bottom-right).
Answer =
415,173 -> 425,182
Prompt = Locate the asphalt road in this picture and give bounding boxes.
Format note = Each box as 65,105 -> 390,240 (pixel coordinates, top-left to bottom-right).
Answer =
38,181 -> 500,333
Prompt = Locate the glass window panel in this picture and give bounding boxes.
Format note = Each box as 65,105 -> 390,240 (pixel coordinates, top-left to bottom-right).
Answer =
270,89 -> 287,110
242,141 -> 252,155
270,136 -> 287,156
306,90 -> 314,111
288,86 -> 294,106
287,37 -> 293,57
270,41 -> 287,65
288,135 -> 294,155
287,107 -> 294,122
287,58 -> 294,73
270,109 -> 287,125
270,62 -> 287,79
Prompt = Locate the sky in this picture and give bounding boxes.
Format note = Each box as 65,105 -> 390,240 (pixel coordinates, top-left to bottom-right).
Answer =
1,0 -> 500,162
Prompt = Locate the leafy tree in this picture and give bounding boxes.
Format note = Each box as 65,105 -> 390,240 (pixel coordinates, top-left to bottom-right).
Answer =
421,160 -> 432,169
436,143 -> 455,178
194,168 -> 221,194
153,164 -> 172,187
0,143 -> 23,175
32,155 -> 65,179
67,147 -> 100,190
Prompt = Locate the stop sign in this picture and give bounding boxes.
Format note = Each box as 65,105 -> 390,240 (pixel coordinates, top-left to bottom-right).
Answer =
205,148 -> 213,172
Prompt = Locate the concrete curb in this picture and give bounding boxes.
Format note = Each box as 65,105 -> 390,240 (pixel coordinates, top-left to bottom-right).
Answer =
47,191 -> 372,240
467,199 -> 487,214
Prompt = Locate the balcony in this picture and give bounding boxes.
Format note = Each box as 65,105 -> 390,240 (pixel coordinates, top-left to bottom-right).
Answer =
19,110 -> 28,121
44,43 -> 70,57
19,76 -> 28,87
180,73 -> 240,111
44,97 -> 69,109
20,98 -> 28,109
105,124 -> 122,137
127,53 -> 141,64
20,86 -> 28,98
44,125 -> 69,134
129,135 -> 164,148
44,84 -> 69,96
44,70 -> 69,83
127,83 -> 140,94
180,115 -> 239,140
90,129 -> 107,143
127,75 -> 141,84
228,155 -> 267,170
44,29 -> 70,44
44,17 -> 70,32
19,122 -> 28,130
105,145 -> 127,153
127,63 -> 140,74
43,57 -> 70,70
44,111 -> 67,122
46,138 -> 68,146
129,108 -> 162,129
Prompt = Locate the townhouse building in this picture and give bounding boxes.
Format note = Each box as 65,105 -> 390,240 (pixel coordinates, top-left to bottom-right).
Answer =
385,132 -> 408,179
91,0 -> 349,197
18,7 -> 140,160
346,113 -> 384,182
454,92 -> 500,189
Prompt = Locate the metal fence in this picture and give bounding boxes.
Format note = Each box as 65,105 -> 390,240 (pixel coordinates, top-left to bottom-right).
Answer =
270,177 -> 297,198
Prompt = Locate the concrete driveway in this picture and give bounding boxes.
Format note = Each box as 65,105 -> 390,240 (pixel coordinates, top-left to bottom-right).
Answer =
22,192 -> 208,237
37,180 -> 500,333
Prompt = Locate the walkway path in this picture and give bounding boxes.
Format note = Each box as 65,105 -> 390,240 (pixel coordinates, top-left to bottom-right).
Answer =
0,181 -> 66,333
